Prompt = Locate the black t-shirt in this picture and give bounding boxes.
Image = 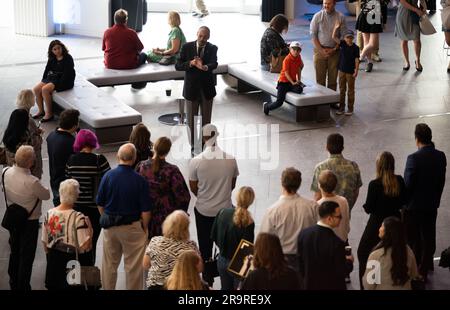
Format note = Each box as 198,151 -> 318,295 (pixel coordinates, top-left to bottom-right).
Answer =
46,129 -> 75,190
241,267 -> 300,290
338,40 -> 360,74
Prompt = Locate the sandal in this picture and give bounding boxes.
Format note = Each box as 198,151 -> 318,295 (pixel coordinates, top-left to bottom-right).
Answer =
32,112 -> 44,119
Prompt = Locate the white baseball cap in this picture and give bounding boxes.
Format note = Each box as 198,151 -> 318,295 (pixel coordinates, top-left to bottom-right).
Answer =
289,41 -> 302,48
202,123 -> 219,137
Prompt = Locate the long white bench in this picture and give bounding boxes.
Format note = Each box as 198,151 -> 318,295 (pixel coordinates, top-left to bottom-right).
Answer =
52,75 -> 142,144
76,59 -> 230,87
228,63 -> 340,122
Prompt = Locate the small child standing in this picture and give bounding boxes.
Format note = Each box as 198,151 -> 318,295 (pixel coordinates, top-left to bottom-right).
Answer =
263,41 -> 304,115
332,25 -> 360,116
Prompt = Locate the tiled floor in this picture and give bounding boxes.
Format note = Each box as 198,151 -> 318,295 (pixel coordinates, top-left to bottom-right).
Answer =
0,8 -> 449,290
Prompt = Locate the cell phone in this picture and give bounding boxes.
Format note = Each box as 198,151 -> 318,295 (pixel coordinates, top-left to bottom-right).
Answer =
345,246 -> 352,256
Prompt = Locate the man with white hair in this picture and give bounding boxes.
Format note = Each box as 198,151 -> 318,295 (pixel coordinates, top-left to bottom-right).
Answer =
96,143 -> 152,290
2,145 -> 50,290
188,124 -> 239,285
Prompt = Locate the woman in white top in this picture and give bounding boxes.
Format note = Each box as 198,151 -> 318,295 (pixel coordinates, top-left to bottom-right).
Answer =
363,216 -> 419,290
42,179 -> 93,290
143,210 -> 199,289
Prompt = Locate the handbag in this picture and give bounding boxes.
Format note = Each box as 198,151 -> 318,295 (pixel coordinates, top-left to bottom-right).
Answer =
70,212 -> 102,289
269,53 -> 287,73
203,246 -> 219,280
159,55 -> 176,66
418,0 -> 437,35
1,168 -> 39,231
419,15 -> 437,35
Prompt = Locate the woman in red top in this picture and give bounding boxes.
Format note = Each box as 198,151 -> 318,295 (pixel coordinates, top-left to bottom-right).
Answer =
263,41 -> 304,115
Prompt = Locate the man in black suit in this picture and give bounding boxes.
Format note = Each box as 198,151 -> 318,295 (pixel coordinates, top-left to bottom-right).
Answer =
175,26 -> 218,155
404,123 -> 447,280
297,201 -> 350,290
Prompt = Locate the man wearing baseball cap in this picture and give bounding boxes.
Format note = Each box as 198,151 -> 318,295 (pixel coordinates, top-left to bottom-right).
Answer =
332,25 -> 360,116
263,41 -> 304,115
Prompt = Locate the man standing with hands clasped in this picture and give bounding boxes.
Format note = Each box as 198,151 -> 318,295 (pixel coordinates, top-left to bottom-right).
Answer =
176,26 -> 218,156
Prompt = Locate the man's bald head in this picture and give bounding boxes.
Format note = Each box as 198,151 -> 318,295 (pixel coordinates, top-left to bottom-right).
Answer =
117,143 -> 136,165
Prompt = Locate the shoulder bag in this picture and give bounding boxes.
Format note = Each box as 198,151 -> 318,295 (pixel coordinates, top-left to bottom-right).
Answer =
1,168 -> 39,231
419,0 -> 437,35
70,212 -> 102,289
203,246 -> 219,280
270,53 -> 287,73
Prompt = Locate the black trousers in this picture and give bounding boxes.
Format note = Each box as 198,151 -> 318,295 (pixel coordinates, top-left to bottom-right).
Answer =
404,208 -> 438,277
267,82 -> 292,111
8,219 -> 39,290
424,0 -> 436,11
74,205 -> 101,265
194,208 -> 216,282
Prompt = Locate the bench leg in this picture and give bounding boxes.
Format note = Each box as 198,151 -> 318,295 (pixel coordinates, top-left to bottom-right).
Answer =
237,79 -> 259,93
87,124 -> 134,144
295,104 -> 331,122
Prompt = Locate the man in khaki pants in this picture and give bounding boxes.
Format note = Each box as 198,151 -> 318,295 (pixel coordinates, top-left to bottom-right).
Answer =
97,143 -> 152,290
310,0 -> 347,109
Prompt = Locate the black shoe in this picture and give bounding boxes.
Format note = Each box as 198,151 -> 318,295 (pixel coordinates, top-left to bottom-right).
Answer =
192,12 -> 199,16
365,62 -> 373,72
403,64 -> 410,71
32,112 -> 44,119
263,102 -> 270,115
415,61 -> 423,72
447,67 -> 450,74
330,103 -> 340,110
131,82 -> 147,90
40,115 -> 54,123
429,10 -> 436,14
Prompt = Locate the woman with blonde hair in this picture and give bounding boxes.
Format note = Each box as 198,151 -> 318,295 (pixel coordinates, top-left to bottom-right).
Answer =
13,89 -> 44,179
147,11 -> 186,65
137,136 -> 190,239
211,186 -> 255,290
142,210 -> 199,290
166,250 -> 209,290
357,151 -> 406,289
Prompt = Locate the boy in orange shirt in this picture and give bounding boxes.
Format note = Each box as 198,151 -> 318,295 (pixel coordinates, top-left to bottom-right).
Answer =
263,41 -> 304,115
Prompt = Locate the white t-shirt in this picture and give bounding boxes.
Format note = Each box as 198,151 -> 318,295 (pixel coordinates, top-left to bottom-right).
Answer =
318,195 -> 350,242
188,146 -> 239,217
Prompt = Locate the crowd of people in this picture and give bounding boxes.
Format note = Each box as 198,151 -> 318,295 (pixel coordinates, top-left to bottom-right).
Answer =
0,1 -> 448,291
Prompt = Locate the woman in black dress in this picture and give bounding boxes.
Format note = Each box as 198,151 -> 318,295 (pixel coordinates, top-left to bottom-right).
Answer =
129,122 -> 153,168
356,0 -> 387,72
260,14 -> 289,71
357,151 -> 406,289
33,40 -> 75,122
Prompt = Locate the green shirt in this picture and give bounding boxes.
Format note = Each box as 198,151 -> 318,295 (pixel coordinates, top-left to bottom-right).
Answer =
167,26 -> 186,59
310,154 -> 363,210
211,208 -> 255,260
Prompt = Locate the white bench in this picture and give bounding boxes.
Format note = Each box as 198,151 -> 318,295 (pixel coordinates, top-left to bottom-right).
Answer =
52,60 -> 233,143
52,75 -> 142,144
227,63 -> 340,122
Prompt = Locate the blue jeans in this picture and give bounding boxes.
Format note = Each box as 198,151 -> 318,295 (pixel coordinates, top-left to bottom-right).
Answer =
217,255 -> 239,290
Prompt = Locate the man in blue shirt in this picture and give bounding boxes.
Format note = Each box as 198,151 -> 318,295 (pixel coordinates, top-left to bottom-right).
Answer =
97,143 -> 152,290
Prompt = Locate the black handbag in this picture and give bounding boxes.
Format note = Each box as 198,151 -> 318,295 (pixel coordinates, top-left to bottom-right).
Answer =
1,168 -> 39,231
203,246 -> 219,280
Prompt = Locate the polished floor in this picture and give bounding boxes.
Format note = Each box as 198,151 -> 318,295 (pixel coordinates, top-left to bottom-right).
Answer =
0,6 -> 449,290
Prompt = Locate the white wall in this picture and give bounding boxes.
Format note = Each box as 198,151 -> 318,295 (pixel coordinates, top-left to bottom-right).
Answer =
61,0 -> 109,38
0,0 -> 14,28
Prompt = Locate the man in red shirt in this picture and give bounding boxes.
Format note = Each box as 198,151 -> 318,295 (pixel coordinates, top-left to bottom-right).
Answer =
102,9 -> 147,89
263,41 -> 304,115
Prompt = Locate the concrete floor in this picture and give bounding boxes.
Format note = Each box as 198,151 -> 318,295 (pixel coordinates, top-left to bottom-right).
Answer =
0,8 -> 449,290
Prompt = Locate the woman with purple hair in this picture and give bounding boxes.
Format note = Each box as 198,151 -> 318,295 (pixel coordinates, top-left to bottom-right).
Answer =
65,129 -> 111,265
